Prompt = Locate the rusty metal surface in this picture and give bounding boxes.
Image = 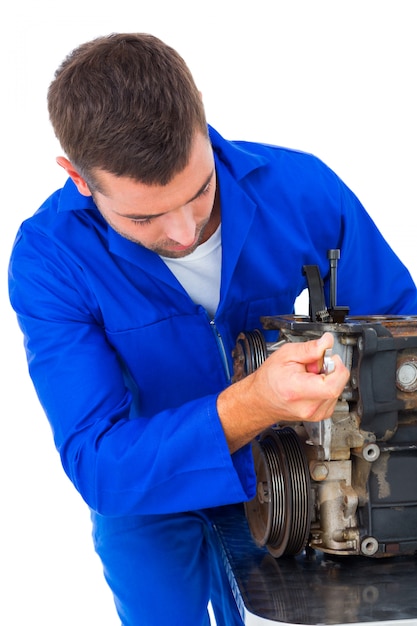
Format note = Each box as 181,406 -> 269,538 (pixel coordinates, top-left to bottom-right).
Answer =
212,504 -> 417,624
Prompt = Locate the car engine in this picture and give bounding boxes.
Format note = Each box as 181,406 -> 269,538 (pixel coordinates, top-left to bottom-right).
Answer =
233,251 -> 417,558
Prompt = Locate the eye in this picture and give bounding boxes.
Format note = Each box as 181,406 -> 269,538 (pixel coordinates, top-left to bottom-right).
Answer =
131,217 -> 153,226
198,182 -> 212,197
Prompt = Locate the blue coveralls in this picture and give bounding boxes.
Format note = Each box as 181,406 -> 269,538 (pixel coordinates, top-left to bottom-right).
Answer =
8,126 -> 417,624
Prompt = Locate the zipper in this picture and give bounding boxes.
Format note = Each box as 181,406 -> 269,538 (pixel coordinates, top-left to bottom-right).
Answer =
209,318 -> 232,382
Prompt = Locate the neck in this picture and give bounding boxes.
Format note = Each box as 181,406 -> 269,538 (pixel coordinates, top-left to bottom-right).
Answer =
201,187 -> 221,244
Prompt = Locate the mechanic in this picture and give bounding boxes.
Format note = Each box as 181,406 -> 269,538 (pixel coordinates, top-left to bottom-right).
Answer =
8,33 -> 417,625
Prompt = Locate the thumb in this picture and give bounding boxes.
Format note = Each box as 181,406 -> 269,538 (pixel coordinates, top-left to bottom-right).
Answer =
302,332 -> 335,374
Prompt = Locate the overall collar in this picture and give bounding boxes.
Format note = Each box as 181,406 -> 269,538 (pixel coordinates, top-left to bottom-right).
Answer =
57,126 -> 270,297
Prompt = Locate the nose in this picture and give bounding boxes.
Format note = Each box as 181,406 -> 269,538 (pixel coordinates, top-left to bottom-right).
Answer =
163,205 -> 196,246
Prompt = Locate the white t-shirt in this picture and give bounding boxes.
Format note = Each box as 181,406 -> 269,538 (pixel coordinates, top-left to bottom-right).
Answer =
160,225 -> 222,318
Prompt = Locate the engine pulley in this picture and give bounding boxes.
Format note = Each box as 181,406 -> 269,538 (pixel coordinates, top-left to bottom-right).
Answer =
245,427 -> 311,558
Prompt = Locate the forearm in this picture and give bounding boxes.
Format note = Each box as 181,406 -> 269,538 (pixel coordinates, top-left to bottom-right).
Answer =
217,373 -> 275,454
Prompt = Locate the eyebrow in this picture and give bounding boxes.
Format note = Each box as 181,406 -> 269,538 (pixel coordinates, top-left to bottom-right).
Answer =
115,168 -> 215,221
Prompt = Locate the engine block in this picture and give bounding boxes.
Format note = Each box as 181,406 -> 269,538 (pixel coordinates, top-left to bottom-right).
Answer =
233,252 -> 417,558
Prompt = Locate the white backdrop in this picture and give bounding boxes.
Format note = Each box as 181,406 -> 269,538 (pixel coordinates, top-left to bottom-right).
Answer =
2,2 -> 417,624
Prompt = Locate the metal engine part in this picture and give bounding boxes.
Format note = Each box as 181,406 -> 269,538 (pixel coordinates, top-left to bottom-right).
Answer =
233,251 -> 417,558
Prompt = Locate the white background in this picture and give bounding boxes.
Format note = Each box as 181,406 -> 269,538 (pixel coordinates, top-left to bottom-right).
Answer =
2,1 -> 417,624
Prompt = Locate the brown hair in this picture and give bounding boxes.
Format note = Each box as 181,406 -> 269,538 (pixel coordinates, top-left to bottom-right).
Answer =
47,33 -> 208,188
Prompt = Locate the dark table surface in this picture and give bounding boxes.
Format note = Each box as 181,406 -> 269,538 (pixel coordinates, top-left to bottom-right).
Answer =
212,505 -> 417,624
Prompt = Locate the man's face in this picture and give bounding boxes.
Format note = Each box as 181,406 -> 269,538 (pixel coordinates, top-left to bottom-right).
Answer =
89,132 -> 219,258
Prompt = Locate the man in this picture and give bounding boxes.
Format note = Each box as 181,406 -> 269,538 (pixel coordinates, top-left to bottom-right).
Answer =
8,33 -> 417,625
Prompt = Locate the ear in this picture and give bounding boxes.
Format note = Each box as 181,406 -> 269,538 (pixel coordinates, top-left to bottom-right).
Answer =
56,156 -> 92,197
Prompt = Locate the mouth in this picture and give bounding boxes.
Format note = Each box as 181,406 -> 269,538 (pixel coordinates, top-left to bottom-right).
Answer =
166,241 -> 196,252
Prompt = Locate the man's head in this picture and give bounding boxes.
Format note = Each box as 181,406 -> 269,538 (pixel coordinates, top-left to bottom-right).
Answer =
49,33 -> 218,258
59,131 -> 219,258
48,33 -> 208,189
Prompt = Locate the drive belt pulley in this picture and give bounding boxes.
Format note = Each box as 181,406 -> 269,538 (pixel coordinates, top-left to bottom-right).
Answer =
244,427 -> 311,557
232,329 -> 267,382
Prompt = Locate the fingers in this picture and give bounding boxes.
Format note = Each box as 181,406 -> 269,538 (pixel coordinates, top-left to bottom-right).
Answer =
300,332 -> 334,369
260,333 -> 350,425
282,332 -> 347,380
291,354 -> 348,401
304,353 -> 350,422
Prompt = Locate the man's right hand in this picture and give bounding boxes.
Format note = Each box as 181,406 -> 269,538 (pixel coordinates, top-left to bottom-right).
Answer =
217,332 -> 350,453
